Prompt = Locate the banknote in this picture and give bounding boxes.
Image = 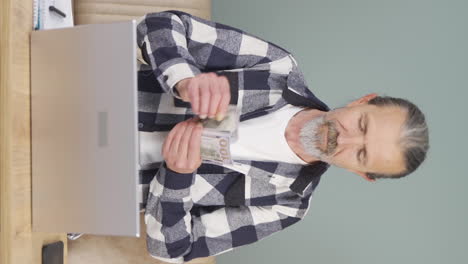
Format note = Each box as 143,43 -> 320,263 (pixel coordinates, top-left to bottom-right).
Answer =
200,105 -> 239,141
200,105 -> 239,165
200,131 -> 232,165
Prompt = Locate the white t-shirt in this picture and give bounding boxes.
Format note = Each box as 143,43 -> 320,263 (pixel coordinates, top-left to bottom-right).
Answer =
139,130 -> 168,166
230,104 -> 307,165
138,104 -> 308,167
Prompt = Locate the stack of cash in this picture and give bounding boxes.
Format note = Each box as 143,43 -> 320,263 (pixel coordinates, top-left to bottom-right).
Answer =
200,105 -> 239,165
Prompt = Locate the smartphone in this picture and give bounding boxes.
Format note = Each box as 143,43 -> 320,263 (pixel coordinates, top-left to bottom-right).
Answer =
42,241 -> 64,264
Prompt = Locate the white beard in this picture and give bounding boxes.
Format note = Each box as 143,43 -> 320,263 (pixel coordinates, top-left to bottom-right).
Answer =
299,114 -> 335,163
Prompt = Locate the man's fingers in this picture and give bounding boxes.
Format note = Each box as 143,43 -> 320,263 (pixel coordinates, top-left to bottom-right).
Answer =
178,120 -> 195,159
168,122 -> 187,160
216,78 -> 230,121
162,118 -> 203,174
188,123 -> 203,166
199,83 -> 210,119
208,78 -> 221,119
186,73 -> 230,120
162,122 -> 181,157
188,81 -> 200,115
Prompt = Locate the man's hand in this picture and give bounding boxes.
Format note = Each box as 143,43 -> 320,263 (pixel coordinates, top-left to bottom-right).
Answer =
175,72 -> 230,121
162,118 -> 203,174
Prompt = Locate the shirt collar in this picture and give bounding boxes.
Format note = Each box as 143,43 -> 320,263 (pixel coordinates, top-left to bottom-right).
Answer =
233,159 -> 330,197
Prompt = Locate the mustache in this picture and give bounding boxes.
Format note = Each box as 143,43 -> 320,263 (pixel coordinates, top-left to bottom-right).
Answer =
325,120 -> 339,156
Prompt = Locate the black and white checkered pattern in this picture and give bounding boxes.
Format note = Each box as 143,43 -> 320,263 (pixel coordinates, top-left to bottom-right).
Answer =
136,10 -> 331,263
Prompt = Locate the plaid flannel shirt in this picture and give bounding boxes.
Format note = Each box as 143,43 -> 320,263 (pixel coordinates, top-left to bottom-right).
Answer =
136,10 -> 331,263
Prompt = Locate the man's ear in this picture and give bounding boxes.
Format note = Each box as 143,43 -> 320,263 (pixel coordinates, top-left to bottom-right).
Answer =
348,168 -> 376,182
347,93 -> 379,107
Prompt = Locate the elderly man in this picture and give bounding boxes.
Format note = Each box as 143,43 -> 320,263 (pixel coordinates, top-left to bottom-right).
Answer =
136,10 -> 429,263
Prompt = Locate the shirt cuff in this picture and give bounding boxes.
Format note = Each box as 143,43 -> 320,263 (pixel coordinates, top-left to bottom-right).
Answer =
162,163 -> 194,190
162,62 -> 201,100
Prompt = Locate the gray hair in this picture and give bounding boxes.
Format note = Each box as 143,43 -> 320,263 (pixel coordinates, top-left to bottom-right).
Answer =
366,96 -> 429,180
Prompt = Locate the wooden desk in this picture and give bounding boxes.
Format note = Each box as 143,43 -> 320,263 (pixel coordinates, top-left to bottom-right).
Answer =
1,1 -> 212,263
0,0 -> 68,263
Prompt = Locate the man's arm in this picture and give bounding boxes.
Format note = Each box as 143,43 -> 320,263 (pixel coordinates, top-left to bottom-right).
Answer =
144,117 -> 308,262
144,162 -> 306,263
136,10 -> 293,99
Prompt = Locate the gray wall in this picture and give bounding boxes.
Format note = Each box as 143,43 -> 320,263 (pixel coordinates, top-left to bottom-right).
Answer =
212,0 -> 467,263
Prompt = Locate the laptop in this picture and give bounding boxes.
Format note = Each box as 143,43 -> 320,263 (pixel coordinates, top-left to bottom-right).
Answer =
31,20 -> 140,237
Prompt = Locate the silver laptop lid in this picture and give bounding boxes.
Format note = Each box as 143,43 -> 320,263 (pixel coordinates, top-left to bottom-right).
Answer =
31,20 -> 140,237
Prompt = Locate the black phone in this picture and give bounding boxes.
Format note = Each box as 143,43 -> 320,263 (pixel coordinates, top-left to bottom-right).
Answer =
42,241 -> 64,264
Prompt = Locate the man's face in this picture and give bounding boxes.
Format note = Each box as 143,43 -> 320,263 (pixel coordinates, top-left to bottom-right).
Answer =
300,94 -> 407,181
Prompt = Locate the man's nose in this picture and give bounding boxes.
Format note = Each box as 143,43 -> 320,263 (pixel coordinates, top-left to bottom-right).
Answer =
337,132 -> 365,146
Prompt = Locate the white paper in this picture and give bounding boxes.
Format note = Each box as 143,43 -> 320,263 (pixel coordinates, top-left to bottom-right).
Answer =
35,0 -> 74,30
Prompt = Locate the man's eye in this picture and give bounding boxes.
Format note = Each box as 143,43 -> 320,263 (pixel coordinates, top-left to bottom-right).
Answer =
357,149 -> 362,163
359,116 -> 364,132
